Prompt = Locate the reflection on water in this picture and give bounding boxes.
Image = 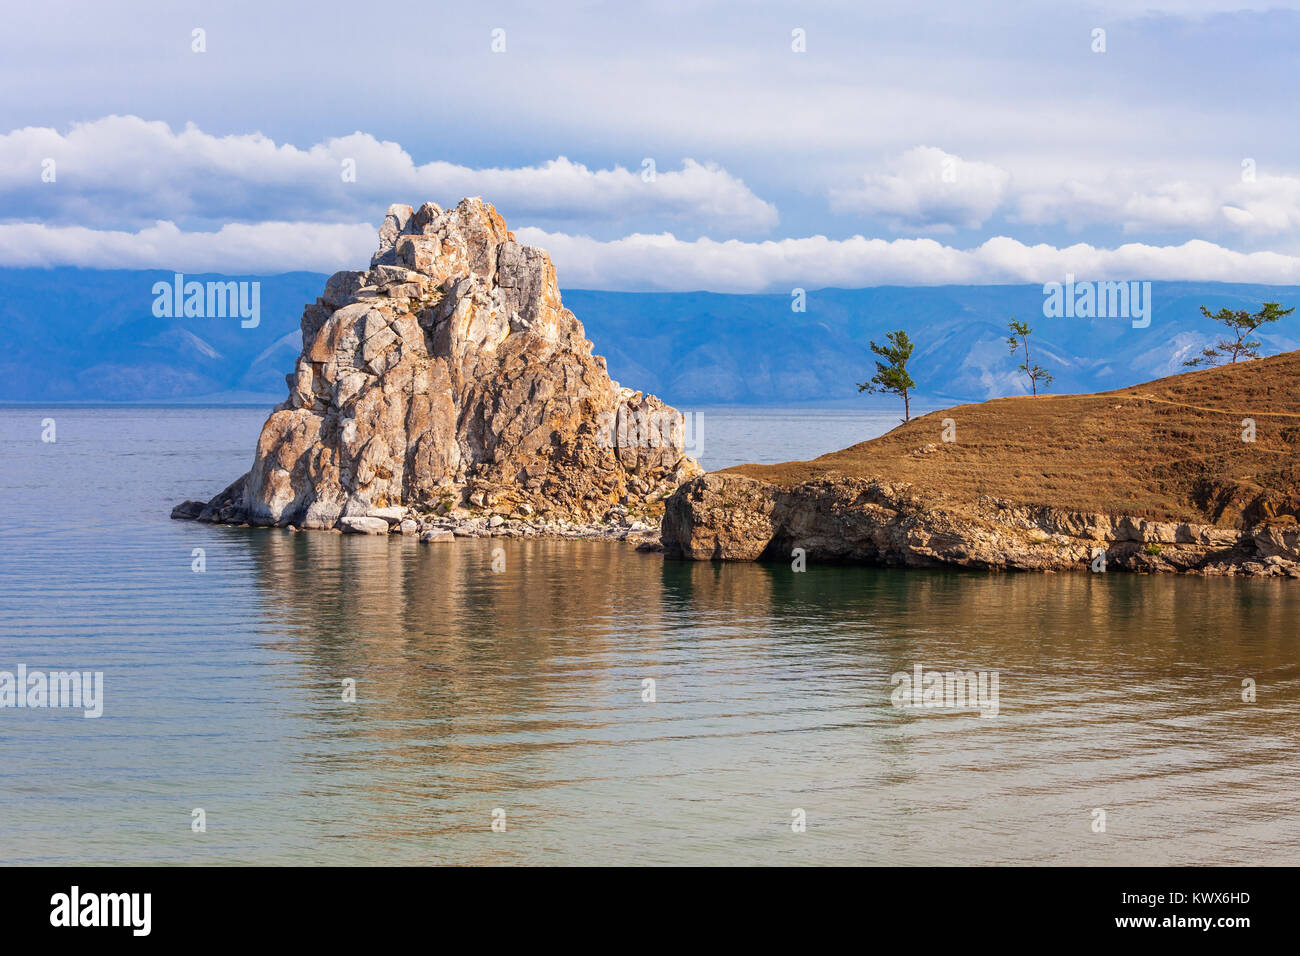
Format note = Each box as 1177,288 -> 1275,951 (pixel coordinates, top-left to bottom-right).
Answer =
227,532 -> 1300,865
1,407 -> 1298,865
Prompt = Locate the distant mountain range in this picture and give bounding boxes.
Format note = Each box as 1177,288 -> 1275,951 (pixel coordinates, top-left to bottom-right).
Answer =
2,267 -> 1297,406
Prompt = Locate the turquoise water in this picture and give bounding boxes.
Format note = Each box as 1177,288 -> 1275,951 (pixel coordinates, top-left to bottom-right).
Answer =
1,406 -> 1298,865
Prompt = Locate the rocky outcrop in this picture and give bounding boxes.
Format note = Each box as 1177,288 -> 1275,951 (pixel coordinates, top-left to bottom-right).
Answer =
175,198 -> 701,531
662,473 -> 1300,577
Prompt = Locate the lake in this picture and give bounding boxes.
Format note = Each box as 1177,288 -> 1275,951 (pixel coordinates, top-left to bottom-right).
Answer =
1,405 -> 1297,865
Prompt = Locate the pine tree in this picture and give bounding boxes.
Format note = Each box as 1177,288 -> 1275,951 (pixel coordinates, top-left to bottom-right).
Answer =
858,330 -> 917,422
1184,302 -> 1294,367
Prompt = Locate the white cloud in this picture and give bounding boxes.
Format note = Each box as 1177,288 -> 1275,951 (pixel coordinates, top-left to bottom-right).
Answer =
519,228 -> 1300,291
1013,172 -> 1300,237
14,115 -> 1300,255
833,148 -> 1300,239
0,116 -> 777,235
0,220 -> 375,274
1220,175 -> 1300,234
830,147 -> 1011,233
7,215 -> 1296,290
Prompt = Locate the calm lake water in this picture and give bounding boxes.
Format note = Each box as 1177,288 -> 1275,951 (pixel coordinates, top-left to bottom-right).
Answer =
1,405 -> 1298,865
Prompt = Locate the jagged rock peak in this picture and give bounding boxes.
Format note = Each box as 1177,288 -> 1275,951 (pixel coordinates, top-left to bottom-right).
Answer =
181,197 -> 702,530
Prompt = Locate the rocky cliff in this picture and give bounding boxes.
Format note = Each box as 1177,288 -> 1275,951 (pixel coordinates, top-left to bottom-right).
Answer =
174,198 -> 701,532
662,473 -> 1300,575
663,351 -> 1300,577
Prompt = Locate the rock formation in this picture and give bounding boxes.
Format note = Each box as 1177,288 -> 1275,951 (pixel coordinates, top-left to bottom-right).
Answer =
174,198 -> 701,531
662,474 -> 1300,575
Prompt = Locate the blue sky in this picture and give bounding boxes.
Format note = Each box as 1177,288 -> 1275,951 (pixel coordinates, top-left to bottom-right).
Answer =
3,0 -> 1300,288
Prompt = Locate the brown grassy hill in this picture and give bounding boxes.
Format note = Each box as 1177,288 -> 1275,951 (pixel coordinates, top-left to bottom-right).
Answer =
729,350 -> 1300,527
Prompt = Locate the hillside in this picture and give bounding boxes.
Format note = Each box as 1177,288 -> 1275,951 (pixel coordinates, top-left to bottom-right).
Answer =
730,351 -> 1300,526
0,268 -> 325,402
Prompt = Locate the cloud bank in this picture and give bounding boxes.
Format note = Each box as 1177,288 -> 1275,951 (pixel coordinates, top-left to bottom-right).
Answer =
7,116 -> 1300,290
6,218 -> 1300,291
832,147 -> 1300,238
0,220 -> 375,274
521,230 -> 1300,291
0,116 -> 777,235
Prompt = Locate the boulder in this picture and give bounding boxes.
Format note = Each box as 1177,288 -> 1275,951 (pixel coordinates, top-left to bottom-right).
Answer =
339,516 -> 390,535
170,500 -> 205,520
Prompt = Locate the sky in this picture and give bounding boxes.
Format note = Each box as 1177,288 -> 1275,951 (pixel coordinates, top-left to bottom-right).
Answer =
3,0 -> 1300,290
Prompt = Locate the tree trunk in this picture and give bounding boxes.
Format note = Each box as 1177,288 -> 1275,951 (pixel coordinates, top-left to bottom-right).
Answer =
903,390 -> 910,421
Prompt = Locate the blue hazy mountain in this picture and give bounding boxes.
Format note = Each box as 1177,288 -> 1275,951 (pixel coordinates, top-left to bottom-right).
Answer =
0,269 -> 326,404
2,267 -> 1297,406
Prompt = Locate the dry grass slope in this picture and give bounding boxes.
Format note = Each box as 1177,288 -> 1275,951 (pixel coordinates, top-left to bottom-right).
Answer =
730,350 -> 1300,527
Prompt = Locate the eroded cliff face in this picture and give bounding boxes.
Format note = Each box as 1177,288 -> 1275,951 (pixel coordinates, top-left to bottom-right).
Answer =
181,198 -> 701,530
662,474 -> 1300,576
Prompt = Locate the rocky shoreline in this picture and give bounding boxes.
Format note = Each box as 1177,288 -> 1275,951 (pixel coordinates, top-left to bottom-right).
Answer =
655,350 -> 1300,579
172,494 -> 663,546
659,473 -> 1300,578
178,467 -> 1300,577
